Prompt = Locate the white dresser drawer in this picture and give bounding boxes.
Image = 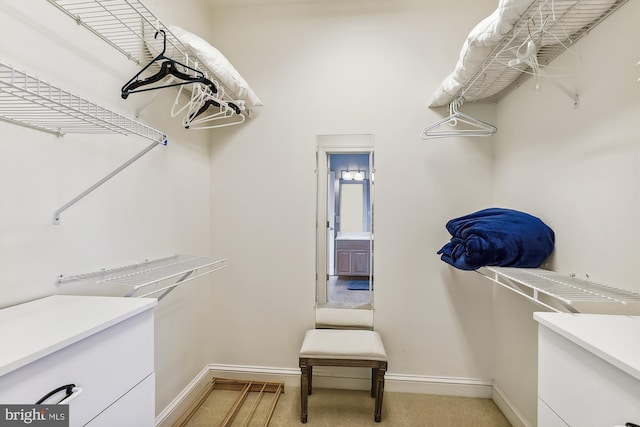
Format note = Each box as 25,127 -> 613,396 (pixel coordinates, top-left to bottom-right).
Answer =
538,398 -> 569,427
86,373 -> 155,427
0,309 -> 154,427
538,324 -> 640,427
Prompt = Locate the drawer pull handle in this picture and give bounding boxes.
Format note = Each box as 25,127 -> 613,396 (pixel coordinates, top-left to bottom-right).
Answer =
36,384 -> 82,405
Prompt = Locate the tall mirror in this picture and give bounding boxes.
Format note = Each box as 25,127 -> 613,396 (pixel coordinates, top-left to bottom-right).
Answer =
316,135 -> 374,310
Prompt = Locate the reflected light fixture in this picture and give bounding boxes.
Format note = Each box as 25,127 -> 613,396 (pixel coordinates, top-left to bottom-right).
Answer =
341,169 -> 366,181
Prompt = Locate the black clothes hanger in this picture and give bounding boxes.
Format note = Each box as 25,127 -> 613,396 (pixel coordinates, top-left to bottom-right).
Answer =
121,29 -> 216,99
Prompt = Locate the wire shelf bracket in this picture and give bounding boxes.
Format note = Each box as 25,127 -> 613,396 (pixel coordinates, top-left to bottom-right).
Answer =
52,139 -> 163,224
58,254 -> 228,301
477,267 -> 640,314
0,62 -> 168,224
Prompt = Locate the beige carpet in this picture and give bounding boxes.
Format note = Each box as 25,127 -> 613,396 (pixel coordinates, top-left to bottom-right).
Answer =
184,386 -> 512,427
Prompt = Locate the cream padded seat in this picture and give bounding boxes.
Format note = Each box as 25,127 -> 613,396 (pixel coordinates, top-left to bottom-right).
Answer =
299,329 -> 388,423
300,329 -> 387,360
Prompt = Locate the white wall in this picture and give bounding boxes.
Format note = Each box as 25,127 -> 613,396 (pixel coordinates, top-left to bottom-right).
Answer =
0,0 -> 215,416
203,1 -> 639,425
205,0 -> 498,389
492,1 -> 640,425
6,0 -> 633,424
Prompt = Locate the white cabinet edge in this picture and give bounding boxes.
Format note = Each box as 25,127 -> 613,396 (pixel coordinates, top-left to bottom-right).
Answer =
0,295 -> 157,377
534,312 -> 640,381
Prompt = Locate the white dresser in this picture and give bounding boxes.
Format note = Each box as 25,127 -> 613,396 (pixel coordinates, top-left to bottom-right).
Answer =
0,295 -> 156,427
535,312 -> 640,427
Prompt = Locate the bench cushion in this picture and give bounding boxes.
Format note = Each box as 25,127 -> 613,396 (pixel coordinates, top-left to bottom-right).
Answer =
299,329 -> 387,361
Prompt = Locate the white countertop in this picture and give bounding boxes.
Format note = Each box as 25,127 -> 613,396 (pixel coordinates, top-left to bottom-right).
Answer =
0,295 -> 156,377
534,312 -> 640,381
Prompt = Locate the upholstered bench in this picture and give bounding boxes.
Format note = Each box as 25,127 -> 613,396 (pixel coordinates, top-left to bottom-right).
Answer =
299,329 -> 388,423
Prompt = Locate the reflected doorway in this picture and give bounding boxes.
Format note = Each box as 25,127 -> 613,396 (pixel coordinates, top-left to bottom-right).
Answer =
316,135 -> 374,309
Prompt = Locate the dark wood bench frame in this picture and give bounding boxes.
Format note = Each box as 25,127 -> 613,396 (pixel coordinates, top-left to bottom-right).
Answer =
299,357 -> 387,423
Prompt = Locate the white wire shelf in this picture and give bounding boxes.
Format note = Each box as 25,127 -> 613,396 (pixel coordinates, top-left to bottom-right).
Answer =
46,0 -> 244,113
48,0 -> 160,66
478,267 -> 640,314
434,0 -> 629,106
58,254 -> 228,300
0,62 -> 165,141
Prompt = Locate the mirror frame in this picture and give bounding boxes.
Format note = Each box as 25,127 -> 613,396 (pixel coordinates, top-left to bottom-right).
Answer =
316,134 -> 374,308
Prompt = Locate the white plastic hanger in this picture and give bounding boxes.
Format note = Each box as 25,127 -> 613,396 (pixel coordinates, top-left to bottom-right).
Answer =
185,110 -> 246,129
171,80 -> 209,118
498,13 -> 580,108
420,96 -> 497,139
182,85 -> 246,130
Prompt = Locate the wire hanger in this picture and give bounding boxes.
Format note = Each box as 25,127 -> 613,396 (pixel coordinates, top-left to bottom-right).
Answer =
420,96 -> 497,139
121,29 -> 215,99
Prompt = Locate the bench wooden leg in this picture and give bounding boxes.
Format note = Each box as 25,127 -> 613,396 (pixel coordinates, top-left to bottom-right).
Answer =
371,368 -> 377,397
374,364 -> 386,422
300,361 -> 309,423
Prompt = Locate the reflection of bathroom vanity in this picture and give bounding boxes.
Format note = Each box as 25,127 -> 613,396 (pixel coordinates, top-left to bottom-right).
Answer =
335,232 -> 371,276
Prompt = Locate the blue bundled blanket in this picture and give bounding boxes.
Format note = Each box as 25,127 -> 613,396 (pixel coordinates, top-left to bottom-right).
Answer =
437,208 -> 555,271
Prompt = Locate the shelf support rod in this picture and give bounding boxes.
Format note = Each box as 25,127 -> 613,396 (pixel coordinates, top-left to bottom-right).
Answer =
537,68 -> 580,109
476,270 -> 563,313
548,79 -> 580,109
157,270 -> 193,301
136,263 -> 228,299
53,139 -> 164,224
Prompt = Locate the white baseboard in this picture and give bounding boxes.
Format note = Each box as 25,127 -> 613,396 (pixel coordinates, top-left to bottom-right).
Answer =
385,373 -> 493,398
492,382 -> 532,427
155,366 -> 213,427
156,364 -> 524,426
207,363 -> 301,388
